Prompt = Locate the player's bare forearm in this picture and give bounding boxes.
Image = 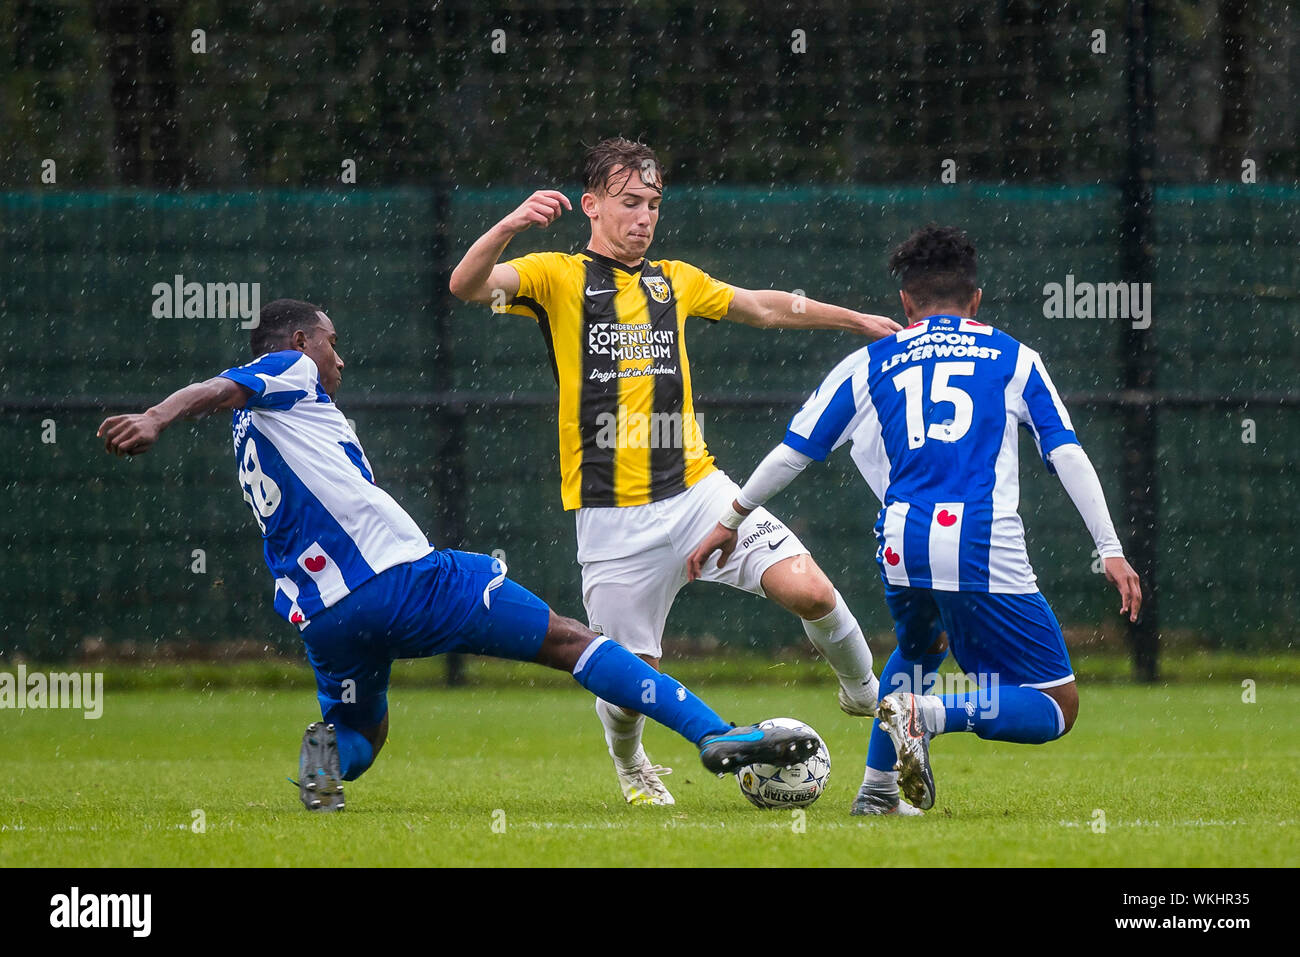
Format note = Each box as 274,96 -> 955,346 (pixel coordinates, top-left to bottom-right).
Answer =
449,189 -> 571,303
97,377 -> 249,456
449,222 -> 519,303
726,287 -> 901,339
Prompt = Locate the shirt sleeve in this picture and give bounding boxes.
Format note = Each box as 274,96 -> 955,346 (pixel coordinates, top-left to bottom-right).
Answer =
735,444 -> 814,512
1048,443 -> 1124,558
782,349 -> 869,461
666,260 -> 735,322
500,251 -> 559,322
218,351 -> 320,410
1016,347 -> 1078,471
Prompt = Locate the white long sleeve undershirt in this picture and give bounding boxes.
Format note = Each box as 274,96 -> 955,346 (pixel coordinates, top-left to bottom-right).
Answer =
1047,442 -> 1125,559
734,443 -> 813,512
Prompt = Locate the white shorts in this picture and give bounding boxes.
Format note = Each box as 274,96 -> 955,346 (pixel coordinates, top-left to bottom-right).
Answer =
575,469 -> 809,659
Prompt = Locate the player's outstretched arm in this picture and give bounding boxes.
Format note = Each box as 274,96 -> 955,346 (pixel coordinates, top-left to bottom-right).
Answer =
97,376 -> 251,457
723,287 -> 901,339
687,442 -> 814,581
448,189 -> 572,304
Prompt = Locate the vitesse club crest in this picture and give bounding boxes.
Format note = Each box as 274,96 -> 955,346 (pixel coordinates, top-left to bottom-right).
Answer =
642,275 -> 671,303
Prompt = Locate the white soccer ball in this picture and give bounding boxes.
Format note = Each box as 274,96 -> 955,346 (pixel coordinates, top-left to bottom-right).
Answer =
735,718 -> 830,809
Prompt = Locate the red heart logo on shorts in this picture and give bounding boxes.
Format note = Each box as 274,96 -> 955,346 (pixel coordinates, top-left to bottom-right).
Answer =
305,555 -> 327,572
290,611 -> 304,624
937,510 -> 958,527
884,547 -> 900,566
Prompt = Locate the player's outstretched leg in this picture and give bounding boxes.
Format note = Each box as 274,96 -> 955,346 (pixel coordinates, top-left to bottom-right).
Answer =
533,613 -> 821,775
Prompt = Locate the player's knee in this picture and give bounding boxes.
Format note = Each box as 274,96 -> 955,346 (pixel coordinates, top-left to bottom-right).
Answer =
1046,684 -> 1078,737
536,612 -> 597,671
766,560 -> 835,620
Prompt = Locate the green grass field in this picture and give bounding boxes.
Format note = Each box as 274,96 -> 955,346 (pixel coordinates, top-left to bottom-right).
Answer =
4,659 -> 1297,867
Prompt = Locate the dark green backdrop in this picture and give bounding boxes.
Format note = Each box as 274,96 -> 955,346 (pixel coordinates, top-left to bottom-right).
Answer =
2,185 -> 1295,659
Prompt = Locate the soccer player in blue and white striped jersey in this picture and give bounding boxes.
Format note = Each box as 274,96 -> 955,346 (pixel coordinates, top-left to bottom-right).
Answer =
689,225 -> 1142,815
97,299 -> 822,811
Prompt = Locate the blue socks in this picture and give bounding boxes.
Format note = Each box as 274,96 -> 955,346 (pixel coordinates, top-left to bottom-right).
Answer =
571,637 -> 731,745
940,684 -> 1064,744
335,723 -> 376,781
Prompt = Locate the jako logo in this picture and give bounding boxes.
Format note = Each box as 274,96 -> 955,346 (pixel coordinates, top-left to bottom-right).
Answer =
1041,274 -> 1151,330
151,274 -> 260,329
50,887 -> 151,938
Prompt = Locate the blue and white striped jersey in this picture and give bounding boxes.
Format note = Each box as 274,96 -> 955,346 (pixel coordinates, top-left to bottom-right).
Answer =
219,351 -> 434,627
783,315 -> 1077,593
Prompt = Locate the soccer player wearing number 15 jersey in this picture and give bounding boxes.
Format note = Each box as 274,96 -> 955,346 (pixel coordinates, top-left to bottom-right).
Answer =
690,225 -> 1142,815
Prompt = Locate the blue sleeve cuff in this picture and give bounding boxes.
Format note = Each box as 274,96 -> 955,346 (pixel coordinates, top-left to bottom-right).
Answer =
782,430 -> 830,462
1037,430 -> 1079,472
218,368 -> 265,398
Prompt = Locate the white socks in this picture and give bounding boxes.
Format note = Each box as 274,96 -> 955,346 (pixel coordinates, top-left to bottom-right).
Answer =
917,694 -> 947,734
861,766 -> 898,792
802,590 -> 879,712
595,698 -> 645,770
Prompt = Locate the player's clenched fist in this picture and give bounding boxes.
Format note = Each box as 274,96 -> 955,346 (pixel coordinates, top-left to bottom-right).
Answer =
500,189 -> 572,234
97,412 -> 162,456
1103,556 -> 1142,622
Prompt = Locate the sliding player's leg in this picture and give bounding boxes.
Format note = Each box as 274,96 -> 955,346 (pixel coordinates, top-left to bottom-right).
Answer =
683,471 -> 879,715
853,584 -> 948,817
295,627 -> 395,810
580,545 -> 683,804
430,549 -> 822,774
876,590 -> 1076,810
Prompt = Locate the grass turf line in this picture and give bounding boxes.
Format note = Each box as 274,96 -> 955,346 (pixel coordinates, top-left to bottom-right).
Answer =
2,681 -> 1296,867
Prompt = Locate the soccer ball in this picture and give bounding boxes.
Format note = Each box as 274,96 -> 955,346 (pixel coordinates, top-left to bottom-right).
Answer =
735,718 -> 830,809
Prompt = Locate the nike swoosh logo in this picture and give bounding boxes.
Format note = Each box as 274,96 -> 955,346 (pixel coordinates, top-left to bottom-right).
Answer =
906,700 -> 924,739
768,536 -> 790,550
586,286 -> 615,296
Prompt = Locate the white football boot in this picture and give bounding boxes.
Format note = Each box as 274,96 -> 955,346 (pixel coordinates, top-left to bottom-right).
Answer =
614,749 -> 675,806
849,784 -> 924,817
876,692 -> 936,810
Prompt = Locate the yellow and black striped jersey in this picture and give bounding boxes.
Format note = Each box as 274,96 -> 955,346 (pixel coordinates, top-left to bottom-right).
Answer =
501,248 -> 735,510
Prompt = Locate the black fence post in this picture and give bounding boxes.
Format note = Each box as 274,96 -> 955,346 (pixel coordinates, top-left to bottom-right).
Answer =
1121,0 -> 1160,682
430,182 -> 467,687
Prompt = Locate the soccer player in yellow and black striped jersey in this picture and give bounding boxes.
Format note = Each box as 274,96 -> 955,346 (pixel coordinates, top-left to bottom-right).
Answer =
451,138 -> 902,809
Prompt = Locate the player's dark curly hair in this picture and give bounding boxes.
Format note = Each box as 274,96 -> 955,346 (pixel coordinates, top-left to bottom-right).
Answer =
250,298 -> 325,357
582,137 -> 663,196
888,224 -> 978,308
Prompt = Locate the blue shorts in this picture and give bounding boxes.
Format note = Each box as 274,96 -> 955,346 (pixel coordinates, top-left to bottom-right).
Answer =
299,550 -> 551,730
884,584 -> 1074,689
